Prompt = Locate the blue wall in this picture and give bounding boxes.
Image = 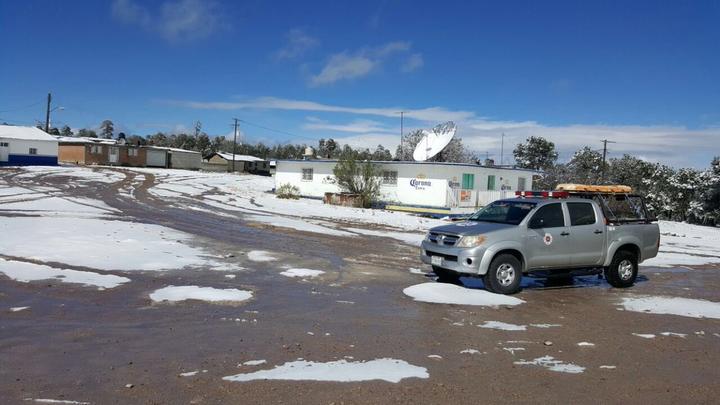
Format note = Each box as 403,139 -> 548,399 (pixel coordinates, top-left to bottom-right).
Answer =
0,154 -> 58,166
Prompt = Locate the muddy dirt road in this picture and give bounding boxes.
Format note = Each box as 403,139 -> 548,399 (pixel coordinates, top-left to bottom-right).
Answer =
1,167 -> 719,404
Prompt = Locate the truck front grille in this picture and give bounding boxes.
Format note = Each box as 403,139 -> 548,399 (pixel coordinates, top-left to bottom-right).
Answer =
429,232 -> 460,246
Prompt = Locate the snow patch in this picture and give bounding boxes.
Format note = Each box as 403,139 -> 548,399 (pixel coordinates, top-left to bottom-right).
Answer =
577,342 -> 595,347
530,323 -> 562,329
403,283 -> 525,307
247,250 -> 276,262
23,399 -> 90,404
179,371 -> 199,377
599,365 -> 617,369
478,321 -> 527,331
621,295 -> 720,319
503,347 -> 525,355
10,306 -> 30,312
243,360 -> 267,366
150,285 -> 253,303
660,332 -> 687,338
514,356 -> 585,374
280,268 -> 325,278
222,358 -> 429,383
0,259 -> 130,289
460,349 -> 480,355
632,333 -> 656,339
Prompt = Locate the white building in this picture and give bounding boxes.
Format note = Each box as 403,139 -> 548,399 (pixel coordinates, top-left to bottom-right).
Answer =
275,160 -> 537,209
0,125 -> 59,166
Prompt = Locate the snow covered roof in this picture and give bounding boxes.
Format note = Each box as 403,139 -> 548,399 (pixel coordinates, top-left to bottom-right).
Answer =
55,136 -> 116,145
0,125 -> 58,142
216,152 -> 265,162
147,146 -> 201,154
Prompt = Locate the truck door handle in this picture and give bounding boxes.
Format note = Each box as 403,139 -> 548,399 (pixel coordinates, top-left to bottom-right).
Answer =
594,230 -> 603,234
560,231 -> 570,236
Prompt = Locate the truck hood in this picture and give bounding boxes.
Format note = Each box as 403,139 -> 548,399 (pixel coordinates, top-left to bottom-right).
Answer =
429,220 -> 516,236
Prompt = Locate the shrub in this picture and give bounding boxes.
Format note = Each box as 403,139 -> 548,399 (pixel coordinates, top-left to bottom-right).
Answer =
276,183 -> 300,199
332,156 -> 382,208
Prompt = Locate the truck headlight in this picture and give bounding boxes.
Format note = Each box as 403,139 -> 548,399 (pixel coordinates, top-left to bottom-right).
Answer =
457,235 -> 486,248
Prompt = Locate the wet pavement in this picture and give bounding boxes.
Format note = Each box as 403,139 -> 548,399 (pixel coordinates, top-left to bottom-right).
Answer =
1,167 -> 719,404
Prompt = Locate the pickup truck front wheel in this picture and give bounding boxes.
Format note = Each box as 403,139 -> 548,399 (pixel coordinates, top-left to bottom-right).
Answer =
484,254 -> 522,294
605,250 -> 638,288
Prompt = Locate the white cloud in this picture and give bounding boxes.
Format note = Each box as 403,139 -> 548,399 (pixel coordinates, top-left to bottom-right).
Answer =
310,53 -> 376,86
111,0 -> 225,41
401,53 -> 424,73
169,96 -> 475,122
309,41 -> 420,86
303,117 -> 393,134
275,29 -> 319,59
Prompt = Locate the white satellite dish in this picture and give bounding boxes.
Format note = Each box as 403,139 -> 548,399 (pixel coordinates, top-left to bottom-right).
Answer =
412,121 -> 457,161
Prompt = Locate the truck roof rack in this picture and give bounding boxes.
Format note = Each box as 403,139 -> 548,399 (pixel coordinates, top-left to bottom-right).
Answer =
555,184 -> 633,193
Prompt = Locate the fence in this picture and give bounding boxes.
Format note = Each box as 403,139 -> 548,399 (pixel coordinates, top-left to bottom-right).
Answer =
446,188 -> 514,208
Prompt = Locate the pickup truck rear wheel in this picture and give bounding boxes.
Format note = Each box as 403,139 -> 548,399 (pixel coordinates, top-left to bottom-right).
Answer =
484,254 -> 522,294
432,266 -> 461,284
605,250 -> 638,288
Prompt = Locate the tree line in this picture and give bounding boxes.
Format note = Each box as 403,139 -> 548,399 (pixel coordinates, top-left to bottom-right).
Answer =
513,136 -> 720,226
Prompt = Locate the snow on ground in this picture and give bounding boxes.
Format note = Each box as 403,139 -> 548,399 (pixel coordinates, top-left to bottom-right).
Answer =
10,306 -> 30,312
222,358 -> 429,383
0,217 -> 216,271
577,342 -> 595,347
513,356 -> 585,374
403,283 -> 525,307
0,195 -> 119,217
123,168 -> 445,233
16,165 -> 126,183
460,349 -> 481,355
0,258 -> 130,289
643,221 -> 720,267
280,268 -> 325,278
245,214 -> 354,237
247,250 -> 276,262
620,295 -> 720,319
659,332 -> 687,338
179,371 -> 200,377
632,333 -> 656,339
23,399 -> 91,404
478,321 -> 527,331
346,227 -> 425,246
149,285 -> 253,303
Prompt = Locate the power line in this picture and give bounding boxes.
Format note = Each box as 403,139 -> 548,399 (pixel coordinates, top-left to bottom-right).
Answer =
0,99 -> 45,113
236,119 -> 306,140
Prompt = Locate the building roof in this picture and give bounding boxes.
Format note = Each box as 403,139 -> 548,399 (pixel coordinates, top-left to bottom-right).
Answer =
216,152 -> 264,162
55,136 -> 116,145
275,159 -> 539,173
147,146 -> 201,154
0,125 -> 59,142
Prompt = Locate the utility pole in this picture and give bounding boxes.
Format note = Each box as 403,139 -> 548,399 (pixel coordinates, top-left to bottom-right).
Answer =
601,139 -> 616,183
44,93 -> 52,133
232,118 -> 239,173
500,132 -> 505,166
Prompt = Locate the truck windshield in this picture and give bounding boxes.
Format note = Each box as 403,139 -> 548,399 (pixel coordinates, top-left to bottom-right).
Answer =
468,201 -> 537,225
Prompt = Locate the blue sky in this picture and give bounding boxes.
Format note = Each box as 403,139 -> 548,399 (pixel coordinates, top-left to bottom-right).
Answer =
1,0 -> 718,167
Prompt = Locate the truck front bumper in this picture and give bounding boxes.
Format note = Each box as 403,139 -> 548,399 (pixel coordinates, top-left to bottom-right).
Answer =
420,240 -> 486,275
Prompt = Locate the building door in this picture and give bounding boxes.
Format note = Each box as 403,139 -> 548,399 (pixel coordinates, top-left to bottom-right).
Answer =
109,147 -> 119,164
487,175 -> 496,191
0,141 -> 9,162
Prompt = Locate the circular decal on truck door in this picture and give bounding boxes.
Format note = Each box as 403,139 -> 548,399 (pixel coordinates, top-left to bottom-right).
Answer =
543,233 -> 553,245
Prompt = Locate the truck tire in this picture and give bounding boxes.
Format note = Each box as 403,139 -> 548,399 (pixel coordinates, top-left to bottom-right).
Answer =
484,254 -> 522,294
605,250 -> 638,288
433,266 -> 461,284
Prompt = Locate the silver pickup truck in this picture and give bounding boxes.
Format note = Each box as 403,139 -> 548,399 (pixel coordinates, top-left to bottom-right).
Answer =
420,191 -> 660,294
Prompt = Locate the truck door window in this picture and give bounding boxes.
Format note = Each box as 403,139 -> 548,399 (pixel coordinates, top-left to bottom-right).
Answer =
568,202 -> 596,226
528,203 -> 564,229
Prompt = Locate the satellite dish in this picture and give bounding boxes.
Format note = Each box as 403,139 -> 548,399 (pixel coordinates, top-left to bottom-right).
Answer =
413,121 -> 456,161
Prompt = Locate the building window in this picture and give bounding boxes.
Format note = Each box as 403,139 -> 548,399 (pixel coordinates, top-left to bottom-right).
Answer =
461,173 -> 474,190
487,175 -> 496,191
382,170 -> 398,185
302,168 -> 313,181
91,145 -> 103,154
29,148 -> 38,155
128,148 -> 138,157
518,177 -> 526,191
0,142 -> 8,147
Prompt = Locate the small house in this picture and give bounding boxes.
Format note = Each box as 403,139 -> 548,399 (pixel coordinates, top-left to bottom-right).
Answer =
0,125 -> 59,166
